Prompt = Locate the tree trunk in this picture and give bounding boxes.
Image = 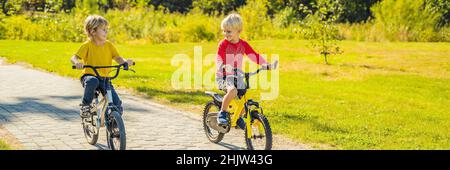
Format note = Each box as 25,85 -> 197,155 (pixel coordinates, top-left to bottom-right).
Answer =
2,0 -> 7,15
107,0 -> 114,9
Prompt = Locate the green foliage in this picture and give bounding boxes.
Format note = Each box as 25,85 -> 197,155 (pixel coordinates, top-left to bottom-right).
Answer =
179,10 -> 218,42
0,12 -> 5,39
0,0 -> 301,43
105,7 -> 219,43
77,0 -> 100,14
338,0 -> 380,23
302,0 -> 343,64
238,0 -> 272,40
273,6 -> 297,28
147,0 -> 193,13
0,139 -> 12,150
266,0 -> 314,19
0,11 -> 86,41
0,0 -> 448,43
193,0 -> 245,15
371,0 -> 448,42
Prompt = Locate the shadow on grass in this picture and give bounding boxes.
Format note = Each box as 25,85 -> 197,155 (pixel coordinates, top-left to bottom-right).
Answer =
340,63 -> 407,72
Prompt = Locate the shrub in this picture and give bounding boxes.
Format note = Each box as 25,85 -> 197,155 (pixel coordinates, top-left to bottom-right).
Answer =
371,0 -> 447,41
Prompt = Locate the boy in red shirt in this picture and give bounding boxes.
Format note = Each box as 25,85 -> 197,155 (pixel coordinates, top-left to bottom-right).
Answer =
216,14 -> 274,129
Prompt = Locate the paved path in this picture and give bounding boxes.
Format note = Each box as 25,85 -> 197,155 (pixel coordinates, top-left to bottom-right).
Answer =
0,58 -> 309,150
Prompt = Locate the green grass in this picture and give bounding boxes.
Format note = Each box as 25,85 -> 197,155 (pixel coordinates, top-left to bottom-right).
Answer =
0,39 -> 449,149
0,139 -> 11,150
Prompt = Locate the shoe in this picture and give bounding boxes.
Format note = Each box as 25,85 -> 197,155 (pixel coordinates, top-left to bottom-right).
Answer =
217,110 -> 228,125
79,104 -> 92,118
236,117 -> 246,130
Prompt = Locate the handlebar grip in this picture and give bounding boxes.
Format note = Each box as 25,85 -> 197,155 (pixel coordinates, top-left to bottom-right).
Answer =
132,62 -> 135,66
72,66 -> 76,69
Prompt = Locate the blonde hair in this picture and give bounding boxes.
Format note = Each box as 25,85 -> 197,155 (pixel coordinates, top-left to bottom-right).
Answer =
221,13 -> 243,31
84,15 -> 108,37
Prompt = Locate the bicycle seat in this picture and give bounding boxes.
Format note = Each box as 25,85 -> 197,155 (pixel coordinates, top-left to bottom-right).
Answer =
205,91 -> 223,103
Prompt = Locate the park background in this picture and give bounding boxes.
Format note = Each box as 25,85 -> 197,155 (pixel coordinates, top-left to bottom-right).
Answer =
0,0 -> 449,149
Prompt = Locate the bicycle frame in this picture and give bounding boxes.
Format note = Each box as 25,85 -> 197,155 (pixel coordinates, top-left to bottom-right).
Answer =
228,93 -> 265,139
75,63 -> 134,130
225,60 -> 278,139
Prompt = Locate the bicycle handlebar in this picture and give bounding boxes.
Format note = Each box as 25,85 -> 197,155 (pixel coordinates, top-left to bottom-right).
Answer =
71,62 -> 135,80
230,60 -> 278,78
226,60 -> 278,89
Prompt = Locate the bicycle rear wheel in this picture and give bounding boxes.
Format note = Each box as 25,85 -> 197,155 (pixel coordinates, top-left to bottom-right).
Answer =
203,102 -> 225,143
106,111 -> 126,150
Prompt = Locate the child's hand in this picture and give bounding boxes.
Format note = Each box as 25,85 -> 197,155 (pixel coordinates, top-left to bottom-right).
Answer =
74,62 -> 84,69
263,61 -> 278,70
262,63 -> 273,70
125,59 -> 134,66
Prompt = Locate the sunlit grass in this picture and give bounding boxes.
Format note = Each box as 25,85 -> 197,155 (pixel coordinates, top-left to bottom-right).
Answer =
0,39 -> 449,149
0,139 -> 11,150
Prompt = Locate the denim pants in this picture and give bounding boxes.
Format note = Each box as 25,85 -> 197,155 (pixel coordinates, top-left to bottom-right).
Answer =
81,75 -> 123,113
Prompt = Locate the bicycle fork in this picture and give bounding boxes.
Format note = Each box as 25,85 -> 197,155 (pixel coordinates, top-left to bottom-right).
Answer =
244,103 -> 253,138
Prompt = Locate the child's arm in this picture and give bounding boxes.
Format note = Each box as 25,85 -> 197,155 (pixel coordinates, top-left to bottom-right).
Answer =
243,41 -> 276,69
216,40 -> 229,76
114,56 -> 134,66
70,55 -> 83,69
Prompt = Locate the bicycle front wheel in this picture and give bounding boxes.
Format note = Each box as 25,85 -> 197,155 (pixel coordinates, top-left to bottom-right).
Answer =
245,110 -> 272,150
106,111 -> 126,150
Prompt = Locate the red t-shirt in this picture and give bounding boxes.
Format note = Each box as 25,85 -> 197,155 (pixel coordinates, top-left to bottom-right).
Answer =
216,39 -> 267,78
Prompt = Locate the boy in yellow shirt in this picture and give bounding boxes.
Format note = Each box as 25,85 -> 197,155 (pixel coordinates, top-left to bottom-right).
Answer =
70,15 -> 134,118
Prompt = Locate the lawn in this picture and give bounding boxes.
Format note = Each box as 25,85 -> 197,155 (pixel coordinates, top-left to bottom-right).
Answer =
0,39 -> 449,149
0,139 -> 11,150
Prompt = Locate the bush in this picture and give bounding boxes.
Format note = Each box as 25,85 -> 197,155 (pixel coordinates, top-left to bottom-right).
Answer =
0,0 -> 448,43
238,0 -> 273,40
273,6 -> 297,28
0,12 -> 5,39
338,22 -> 385,42
371,0 -> 447,42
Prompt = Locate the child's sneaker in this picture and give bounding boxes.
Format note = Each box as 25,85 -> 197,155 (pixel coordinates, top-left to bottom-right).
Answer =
79,104 -> 92,118
236,117 -> 246,130
217,110 -> 229,125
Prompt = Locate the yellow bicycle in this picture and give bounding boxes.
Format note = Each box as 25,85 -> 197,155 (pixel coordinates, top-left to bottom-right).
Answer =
204,61 -> 278,150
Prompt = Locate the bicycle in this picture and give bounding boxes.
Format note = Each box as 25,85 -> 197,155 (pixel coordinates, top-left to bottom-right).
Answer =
72,62 -> 135,150
203,60 -> 278,150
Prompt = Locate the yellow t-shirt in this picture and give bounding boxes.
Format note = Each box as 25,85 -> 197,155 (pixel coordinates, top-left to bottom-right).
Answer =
75,40 -> 120,77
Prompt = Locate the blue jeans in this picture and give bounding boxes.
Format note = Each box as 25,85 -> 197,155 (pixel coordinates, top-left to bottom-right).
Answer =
81,75 -> 123,113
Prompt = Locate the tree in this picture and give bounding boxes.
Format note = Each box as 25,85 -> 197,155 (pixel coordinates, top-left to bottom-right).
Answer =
267,0 -> 314,19
149,0 -> 193,13
301,0 -> 343,64
371,0 -> 448,41
193,0 -> 246,15
1,0 -> 7,15
338,0 -> 380,23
